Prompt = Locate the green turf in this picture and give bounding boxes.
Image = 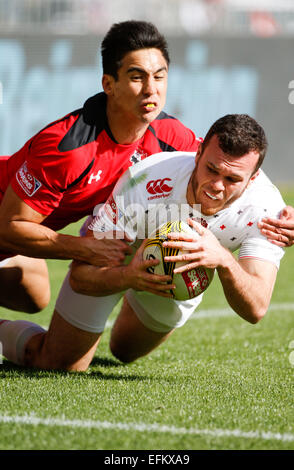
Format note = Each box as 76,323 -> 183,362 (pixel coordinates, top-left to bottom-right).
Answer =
0,191 -> 294,450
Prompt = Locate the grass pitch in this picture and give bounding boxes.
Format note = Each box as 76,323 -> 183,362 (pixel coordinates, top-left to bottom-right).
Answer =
0,190 -> 293,450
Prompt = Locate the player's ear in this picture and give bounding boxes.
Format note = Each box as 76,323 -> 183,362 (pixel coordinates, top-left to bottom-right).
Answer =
102,74 -> 115,95
247,168 -> 260,188
250,169 -> 260,182
195,142 -> 202,162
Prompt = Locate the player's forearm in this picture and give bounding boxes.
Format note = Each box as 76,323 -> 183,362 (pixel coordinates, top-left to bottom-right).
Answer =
70,262 -> 128,296
0,220 -> 92,262
217,252 -> 270,324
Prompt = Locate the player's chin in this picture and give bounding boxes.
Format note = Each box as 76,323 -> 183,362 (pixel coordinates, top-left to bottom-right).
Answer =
200,203 -> 222,216
199,197 -> 225,216
140,109 -> 161,123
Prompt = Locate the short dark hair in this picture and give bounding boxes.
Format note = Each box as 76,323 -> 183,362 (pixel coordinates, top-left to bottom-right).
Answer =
201,114 -> 268,173
101,20 -> 170,80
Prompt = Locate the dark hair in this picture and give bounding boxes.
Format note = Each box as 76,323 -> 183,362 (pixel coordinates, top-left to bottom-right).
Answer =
201,114 -> 268,173
101,20 -> 170,80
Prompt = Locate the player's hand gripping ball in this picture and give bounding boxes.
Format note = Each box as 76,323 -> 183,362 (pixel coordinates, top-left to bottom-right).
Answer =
143,221 -> 214,300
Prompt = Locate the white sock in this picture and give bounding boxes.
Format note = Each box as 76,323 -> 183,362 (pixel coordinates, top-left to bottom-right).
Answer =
0,320 -> 46,365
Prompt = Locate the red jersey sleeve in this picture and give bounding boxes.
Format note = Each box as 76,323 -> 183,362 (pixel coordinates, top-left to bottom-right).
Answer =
11,133 -> 64,215
10,119 -> 93,216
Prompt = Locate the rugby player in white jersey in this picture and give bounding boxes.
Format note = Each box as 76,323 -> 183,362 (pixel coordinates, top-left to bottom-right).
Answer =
0,114 -> 287,371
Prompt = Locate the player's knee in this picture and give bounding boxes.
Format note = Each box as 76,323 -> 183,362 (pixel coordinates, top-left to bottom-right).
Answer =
109,339 -> 138,364
24,288 -> 50,313
25,335 -> 89,372
111,349 -> 137,364
40,348 -> 91,371
27,297 -> 50,314
37,287 -> 51,311
30,276 -> 51,312
38,354 -> 90,372
249,314 -> 263,324
18,273 -> 51,313
56,361 -> 89,372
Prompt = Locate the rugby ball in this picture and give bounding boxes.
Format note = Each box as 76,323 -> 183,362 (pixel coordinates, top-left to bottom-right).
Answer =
143,220 -> 214,301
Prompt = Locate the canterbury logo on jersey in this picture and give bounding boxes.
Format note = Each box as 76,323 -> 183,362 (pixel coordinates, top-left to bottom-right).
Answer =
146,178 -> 173,195
146,178 -> 173,201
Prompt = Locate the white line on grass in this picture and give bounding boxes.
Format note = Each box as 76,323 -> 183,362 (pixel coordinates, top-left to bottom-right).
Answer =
103,301 -> 294,328
190,302 -> 294,320
0,414 -> 293,443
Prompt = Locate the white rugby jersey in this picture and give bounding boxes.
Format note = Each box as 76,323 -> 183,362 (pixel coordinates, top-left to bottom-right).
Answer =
89,151 -> 285,268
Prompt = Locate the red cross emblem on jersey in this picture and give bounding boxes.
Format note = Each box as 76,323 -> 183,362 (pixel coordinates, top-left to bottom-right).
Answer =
220,224 -> 226,230
247,221 -> 254,227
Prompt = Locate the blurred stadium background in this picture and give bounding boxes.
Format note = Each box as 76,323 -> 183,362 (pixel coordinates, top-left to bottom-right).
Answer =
0,0 -> 293,182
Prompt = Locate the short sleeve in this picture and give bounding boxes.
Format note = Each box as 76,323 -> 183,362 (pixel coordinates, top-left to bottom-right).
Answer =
10,125 -> 90,216
238,235 -> 284,269
88,168 -> 142,242
11,159 -> 64,216
238,206 -> 285,269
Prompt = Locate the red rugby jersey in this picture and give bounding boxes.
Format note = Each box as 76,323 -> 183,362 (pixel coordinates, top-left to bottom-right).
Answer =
1,93 -> 200,232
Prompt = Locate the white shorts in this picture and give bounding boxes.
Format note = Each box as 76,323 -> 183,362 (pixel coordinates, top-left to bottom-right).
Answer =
55,271 -> 203,333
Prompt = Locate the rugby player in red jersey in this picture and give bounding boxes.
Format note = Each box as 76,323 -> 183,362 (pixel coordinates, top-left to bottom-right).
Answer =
0,20 -> 200,314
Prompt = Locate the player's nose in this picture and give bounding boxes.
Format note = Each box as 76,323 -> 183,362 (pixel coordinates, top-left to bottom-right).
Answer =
210,177 -> 225,192
143,76 -> 157,95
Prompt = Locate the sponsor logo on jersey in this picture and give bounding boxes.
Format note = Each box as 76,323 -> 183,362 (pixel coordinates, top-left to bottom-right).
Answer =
16,161 -> 42,197
182,268 -> 209,298
105,195 -> 118,225
146,178 -> 173,200
88,170 -> 102,184
130,149 -> 147,166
